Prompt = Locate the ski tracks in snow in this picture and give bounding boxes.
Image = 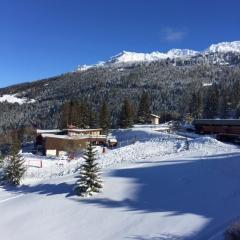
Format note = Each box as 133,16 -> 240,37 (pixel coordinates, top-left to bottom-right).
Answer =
0,187 -> 24,204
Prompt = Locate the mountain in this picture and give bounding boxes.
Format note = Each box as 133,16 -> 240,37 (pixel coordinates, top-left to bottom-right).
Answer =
207,41 -> 240,53
77,41 -> 240,71
0,40 -> 240,138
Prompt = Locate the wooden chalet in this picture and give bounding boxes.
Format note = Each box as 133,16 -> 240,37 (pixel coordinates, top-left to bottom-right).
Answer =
35,128 -> 107,157
193,119 -> 240,141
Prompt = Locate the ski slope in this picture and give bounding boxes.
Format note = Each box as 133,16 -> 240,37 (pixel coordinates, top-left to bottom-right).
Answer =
1,126 -> 240,240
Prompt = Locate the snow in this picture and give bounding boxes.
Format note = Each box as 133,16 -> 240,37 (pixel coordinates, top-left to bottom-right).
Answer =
75,41 -> 240,71
76,64 -> 93,71
1,125 -> 240,240
0,94 -> 36,105
108,49 -> 198,64
167,48 -> 199,57
203,82 -> 213,87
36,129 -> 63,134
207,41 -> 240,53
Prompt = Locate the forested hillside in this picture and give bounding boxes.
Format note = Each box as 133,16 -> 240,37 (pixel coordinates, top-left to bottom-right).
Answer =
0,49 -> 240,138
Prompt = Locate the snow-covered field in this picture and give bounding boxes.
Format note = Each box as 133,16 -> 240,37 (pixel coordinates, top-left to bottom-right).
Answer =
1,125 -> 240,240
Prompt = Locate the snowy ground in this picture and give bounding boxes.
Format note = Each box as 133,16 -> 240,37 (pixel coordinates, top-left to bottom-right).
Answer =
1,125 -> 240,240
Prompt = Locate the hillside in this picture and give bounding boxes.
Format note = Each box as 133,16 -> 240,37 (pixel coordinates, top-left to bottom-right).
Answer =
1,41 -> 240,134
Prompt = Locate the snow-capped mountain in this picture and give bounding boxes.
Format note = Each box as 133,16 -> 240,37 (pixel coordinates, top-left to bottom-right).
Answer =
207,41 -> 240,53
108,51 -> 168,63
166,48 -> 199,58
76,41 -> 240,71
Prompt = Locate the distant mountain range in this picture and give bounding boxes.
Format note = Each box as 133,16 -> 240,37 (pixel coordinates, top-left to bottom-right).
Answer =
77,41 -> 240,71
0,41 -> 240,136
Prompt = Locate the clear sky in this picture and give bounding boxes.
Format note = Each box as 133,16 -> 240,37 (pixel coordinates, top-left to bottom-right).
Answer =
0,0 -> 240,88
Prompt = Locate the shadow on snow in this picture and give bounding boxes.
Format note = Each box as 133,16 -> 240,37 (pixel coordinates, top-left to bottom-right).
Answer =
2,151 -> 240,239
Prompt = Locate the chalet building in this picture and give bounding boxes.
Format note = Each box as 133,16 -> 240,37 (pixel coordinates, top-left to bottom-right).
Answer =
36,128 -> 107,157
193,119 -> 240,141
150,114 -> 160,125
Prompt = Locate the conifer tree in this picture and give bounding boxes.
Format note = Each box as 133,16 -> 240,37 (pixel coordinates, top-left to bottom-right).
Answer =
74,143 -> 102,197
189,91 -> 203,119
88,105 -> 98,128
60,100 -> 91,128
2,135 -> 25,185
203,85 -> 219,118
137,92 -> 151,124
99,101 -> 111,134
0,154 -> 4,179
218,90 -> 228,118
119,99 -> 134,128
236,102 -> 240,118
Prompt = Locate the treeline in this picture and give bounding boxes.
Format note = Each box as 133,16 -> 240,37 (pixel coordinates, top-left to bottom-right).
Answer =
59,92 -> 153,131
189,80 -> 240,120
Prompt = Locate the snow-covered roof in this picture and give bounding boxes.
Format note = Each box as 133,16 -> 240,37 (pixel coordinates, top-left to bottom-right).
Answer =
67,128 -> 102,133
150,114 -> 160,118
42,134 -> 107,140
37,129 -> 64,134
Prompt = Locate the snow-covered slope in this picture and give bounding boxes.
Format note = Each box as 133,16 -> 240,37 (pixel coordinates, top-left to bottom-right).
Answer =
108,51 -> 169,63
167,48 -> 199,57
76,64 -> 93,71
0,94 -> 36,105
207,41 -> 240,53
76,40 -> 240,71
1,126 -> 240,240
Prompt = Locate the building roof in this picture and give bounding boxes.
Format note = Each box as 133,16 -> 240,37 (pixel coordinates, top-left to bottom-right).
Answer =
150,114 -> 160,118
37,128 -> 102,135
36,129 -> 64,134
66,128 -> 102,133
193,119 -> 240,126
42,133 -> 107,141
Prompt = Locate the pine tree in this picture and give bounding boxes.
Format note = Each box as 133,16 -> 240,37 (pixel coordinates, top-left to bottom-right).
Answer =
0,154 -> 4,180
59,101 -> 72,128
88,105 -> 98,128
2,137 -> 25,185
236,102 -> 240,118
74,143 -> 102,197
218,90 -> 228,118
119,98 -> 134,128
203,85 -> 219,118
99,101 -> 111,134
137,92 -> 151,124
60,100 -> 91,129
189,91 -> 203,119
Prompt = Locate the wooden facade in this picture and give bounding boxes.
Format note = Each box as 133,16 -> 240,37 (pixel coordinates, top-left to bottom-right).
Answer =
35,128 -> 107,156
193,119 -> 240,140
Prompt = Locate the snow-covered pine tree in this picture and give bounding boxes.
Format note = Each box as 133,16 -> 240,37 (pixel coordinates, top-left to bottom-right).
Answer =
2,136 -> 25,185
74,143 -> 102,197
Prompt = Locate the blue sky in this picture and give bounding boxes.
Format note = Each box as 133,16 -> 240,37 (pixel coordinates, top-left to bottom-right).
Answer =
0,0 -> 240,88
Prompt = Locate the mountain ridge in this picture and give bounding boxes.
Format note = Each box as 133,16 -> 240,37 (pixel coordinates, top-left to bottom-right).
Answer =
77,41 -> 240,71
